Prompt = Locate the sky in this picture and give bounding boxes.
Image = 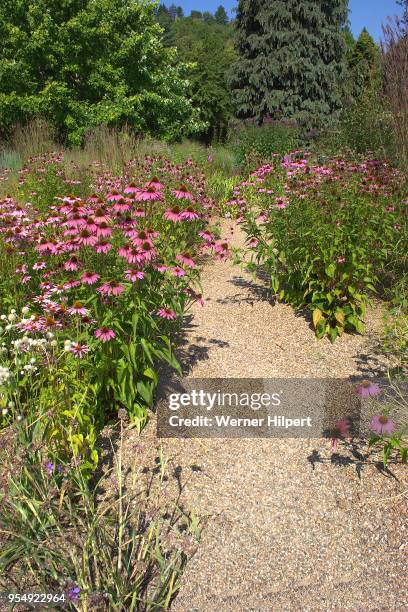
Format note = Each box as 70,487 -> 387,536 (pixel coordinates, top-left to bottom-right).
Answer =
163,0 -> 404,41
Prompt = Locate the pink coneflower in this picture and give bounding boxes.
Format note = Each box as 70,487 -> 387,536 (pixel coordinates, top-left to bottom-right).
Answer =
64,256 -> 81,271
36,238 -> 58,254
68,301 -> 88,316
96,222 -> 112,238
247,238 -> 259,248
107,190 -> 123,202
64,280 -> 81,290
81,271 -> 100,285
155,264 -> 168,273
77,229 -> 98,246
97,280 -> 125,296
199,230 -> 214,241
125,247 -> 142,264
125,268 -> 145,282
95,327 -> 116,342
133,208 -> 145,217
275,198 -> 288,209
180,206 -> 199,220
93,208 -> 110,224
84,216 -> 98,233
136,185 -> 162,201
370,415 -> 396,435
172,184 -> 194,200
171,266 -> 186,277
124,182 -> 140,195
112,198 -> 131,213
357,380 -> 381,398
94,240 -> 112,254
131,230 -> 151,246
33,261 -> 47,270
139,241 -> 156,261
145,176 -> 164,190
157,308 -> 177,320
176,253 -> 196,268
87,193 -> 100,204
330,419 -> 350,451
66,213 -> 86,228
70,342 -> 89,358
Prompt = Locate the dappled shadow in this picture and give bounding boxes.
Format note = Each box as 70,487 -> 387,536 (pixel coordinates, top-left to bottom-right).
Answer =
218,274 -> 272,305
307,445 -> 400,480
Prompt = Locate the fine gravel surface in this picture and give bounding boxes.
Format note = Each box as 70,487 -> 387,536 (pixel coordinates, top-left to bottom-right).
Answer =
120,220 -> 407,612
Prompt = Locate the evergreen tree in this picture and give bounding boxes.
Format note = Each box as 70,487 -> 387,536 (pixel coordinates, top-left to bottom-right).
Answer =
215,6 -> 229,26
190,11 -> 203,20
203,12 -> 215,23
229,0 -> 349,127
168,4 -> 179,21
348,28 -> 380,98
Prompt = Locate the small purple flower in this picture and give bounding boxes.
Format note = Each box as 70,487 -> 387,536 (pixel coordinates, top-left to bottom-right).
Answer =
45,461 -> 54,475
68,585 -> 81,602
370,415 -> 396,435
356,381 -> 381,398
208,155 -> 213,163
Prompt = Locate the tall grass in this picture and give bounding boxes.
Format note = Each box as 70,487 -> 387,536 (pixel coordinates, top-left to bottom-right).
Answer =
11,119 -> 57,158
382,17 -> 408,168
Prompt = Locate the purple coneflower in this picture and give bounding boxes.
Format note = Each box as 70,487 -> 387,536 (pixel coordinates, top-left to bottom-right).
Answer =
94,240 -> 112,254
164,206 -> 182,223
68,301 -> 88,316
176,253 -> 196,268
172,185 -> 194,200
180,206 -> 199,220
95,327 -> 116,342
70,343 -> 89,358
136,185 -> 162,201
97,281 -> 125,296
171,266 -> 186,277
81,271 -> 100,285
124,268 -> 145,282
357,380 -> 381,398
157,308 -> 177,320
370,415 -> 396,435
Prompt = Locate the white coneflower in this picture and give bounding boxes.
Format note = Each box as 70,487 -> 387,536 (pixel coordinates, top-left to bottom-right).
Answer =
21,306 -> 30,315
64,340 -> 72,351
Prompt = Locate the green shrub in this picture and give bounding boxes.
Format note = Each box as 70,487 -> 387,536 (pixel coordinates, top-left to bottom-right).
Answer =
239,154 -> 406,342
228,121 -> 301,167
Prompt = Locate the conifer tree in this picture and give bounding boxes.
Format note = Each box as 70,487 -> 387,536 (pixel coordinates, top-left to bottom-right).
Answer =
215,6 -> 229,26
229,0 -> 349,127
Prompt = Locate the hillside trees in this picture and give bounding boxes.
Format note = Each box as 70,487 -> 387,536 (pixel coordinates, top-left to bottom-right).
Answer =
172,16 -> 236,141
0,0 -> 202,145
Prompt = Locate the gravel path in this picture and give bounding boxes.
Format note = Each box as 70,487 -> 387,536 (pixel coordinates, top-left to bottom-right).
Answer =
123,220 -> 407,611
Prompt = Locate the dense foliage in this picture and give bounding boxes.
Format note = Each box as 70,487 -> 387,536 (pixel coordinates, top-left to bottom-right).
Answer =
0,0 -> 203,145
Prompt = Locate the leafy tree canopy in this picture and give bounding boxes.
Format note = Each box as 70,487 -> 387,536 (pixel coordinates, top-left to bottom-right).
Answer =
0,0 -> 202,144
